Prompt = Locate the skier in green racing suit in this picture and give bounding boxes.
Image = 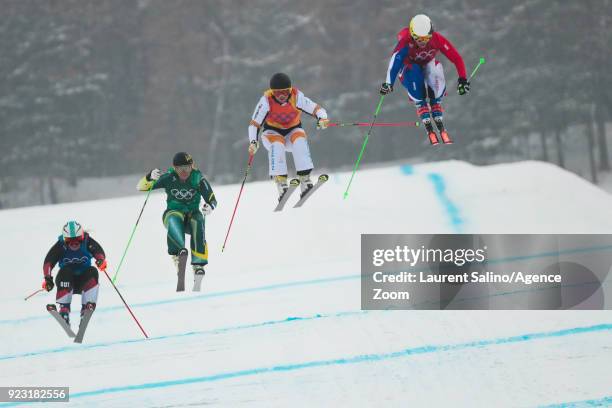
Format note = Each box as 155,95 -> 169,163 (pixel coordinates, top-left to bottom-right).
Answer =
137,152 -> 217,291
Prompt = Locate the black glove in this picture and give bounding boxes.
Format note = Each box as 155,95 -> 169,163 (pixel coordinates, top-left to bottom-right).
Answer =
457,78 -> 470,95
43,276 -> 54,292
379,82 -> 393,95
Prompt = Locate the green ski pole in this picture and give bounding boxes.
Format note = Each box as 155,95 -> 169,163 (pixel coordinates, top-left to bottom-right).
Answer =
343,95 -> 385,199
468,57 -> 486,81
112,179 -> 157,283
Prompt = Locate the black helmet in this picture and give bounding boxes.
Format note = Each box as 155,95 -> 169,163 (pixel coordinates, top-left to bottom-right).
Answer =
173,152 -> 193,167
270,73 -> 291,90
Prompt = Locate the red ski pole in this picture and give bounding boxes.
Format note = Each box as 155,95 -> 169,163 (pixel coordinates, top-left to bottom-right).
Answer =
222,154 -> 254,252
102,268 -> 148,339
24,288 -> 44,301
328,121 -> 419,128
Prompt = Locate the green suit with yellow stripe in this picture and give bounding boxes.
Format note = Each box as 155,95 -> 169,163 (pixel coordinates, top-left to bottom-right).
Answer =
138,168 -> 217,265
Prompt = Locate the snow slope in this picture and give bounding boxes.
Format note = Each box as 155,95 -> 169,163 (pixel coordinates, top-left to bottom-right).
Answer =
1,160 -> 611,407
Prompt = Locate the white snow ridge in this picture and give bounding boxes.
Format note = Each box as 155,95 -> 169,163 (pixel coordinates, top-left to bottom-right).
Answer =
1,160 -> 611,407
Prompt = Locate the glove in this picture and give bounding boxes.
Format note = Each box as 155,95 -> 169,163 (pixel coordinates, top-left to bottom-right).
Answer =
43,276 -> 54,292
146,168 -> 162,181
96,258 -> 107,271
316,118 -> 330,130
379,82 -> 393,95
201,202 -> 214,216
248,140 -> 259,155
457,78 -> 470,95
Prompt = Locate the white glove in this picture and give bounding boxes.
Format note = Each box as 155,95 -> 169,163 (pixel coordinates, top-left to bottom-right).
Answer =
149,168 -> 162,181
248,140 -> 259,155
316,118 -> 330,130
201,202 -> 214,216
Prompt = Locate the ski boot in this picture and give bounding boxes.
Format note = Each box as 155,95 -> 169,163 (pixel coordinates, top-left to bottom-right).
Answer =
172,248 -> 189,273
423,118 -> 439,146
59,304 -> 71,326
417,104 -> 439,146
274,175 -> 289,202
192,265 -> 205,292
172,248 -> 188,292
74,302 -> 96,344
433,116 -> 452,144
47,304 -> 75,337
298,174 -> 314,199
81,302 -> 96,316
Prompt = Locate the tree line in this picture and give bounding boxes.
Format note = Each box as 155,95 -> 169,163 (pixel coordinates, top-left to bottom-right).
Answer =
0,0 -> 610,206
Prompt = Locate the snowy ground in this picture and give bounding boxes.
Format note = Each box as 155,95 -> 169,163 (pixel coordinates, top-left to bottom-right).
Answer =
1,160 -> 611,407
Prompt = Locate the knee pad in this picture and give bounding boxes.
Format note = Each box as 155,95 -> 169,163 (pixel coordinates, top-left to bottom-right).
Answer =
416,105 -> 431,121
264,133 -> 285,145
289,130 -> 306,144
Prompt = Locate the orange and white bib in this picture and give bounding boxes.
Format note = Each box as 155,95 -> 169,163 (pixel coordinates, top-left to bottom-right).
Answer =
263,88 -> 302,129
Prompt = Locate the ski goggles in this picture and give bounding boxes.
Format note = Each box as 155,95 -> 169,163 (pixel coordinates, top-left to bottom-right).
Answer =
174,164 -> 192,174
412,33 -> 432,44
272,88 -> 292,99
64,236 -> 84,245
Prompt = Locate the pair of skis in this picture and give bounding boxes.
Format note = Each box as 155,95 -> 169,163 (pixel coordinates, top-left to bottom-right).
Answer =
428,129 -> 453,146
47,303 -> 95,343
175,249 -> 204,292
274,174 -> 329,212
425,119 -> 453,146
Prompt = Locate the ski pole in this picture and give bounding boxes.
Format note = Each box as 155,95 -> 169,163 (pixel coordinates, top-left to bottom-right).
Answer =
24,288 -> 44,301
328,121 -> 419,128
103,268 -> 148,338
222,154 -> 254,252
343,95 -> 385,199
112,178 -> 158,284
468,57 -> 486,81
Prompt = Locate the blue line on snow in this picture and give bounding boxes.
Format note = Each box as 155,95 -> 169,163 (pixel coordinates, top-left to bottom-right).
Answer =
0,310 -> 367,361
3,322 -> 606,405
3,277 -> 610,361
538,395 -> 612,407
427,172 -> 464,232
0,273 -> 359,325
4,242 -> 612,326
486,244 -> 612,265
400,164 -> 414,175
398,165 -> 464,232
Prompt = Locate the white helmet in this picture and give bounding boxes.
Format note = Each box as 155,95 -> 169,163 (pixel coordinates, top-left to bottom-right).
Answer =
62,220 -> 84,241
410,14 -> 433,39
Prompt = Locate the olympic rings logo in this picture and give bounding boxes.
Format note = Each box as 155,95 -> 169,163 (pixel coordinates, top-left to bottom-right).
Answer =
414,49 -> 436,61
171,188 -> 196,200
62,256 -> 89,264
